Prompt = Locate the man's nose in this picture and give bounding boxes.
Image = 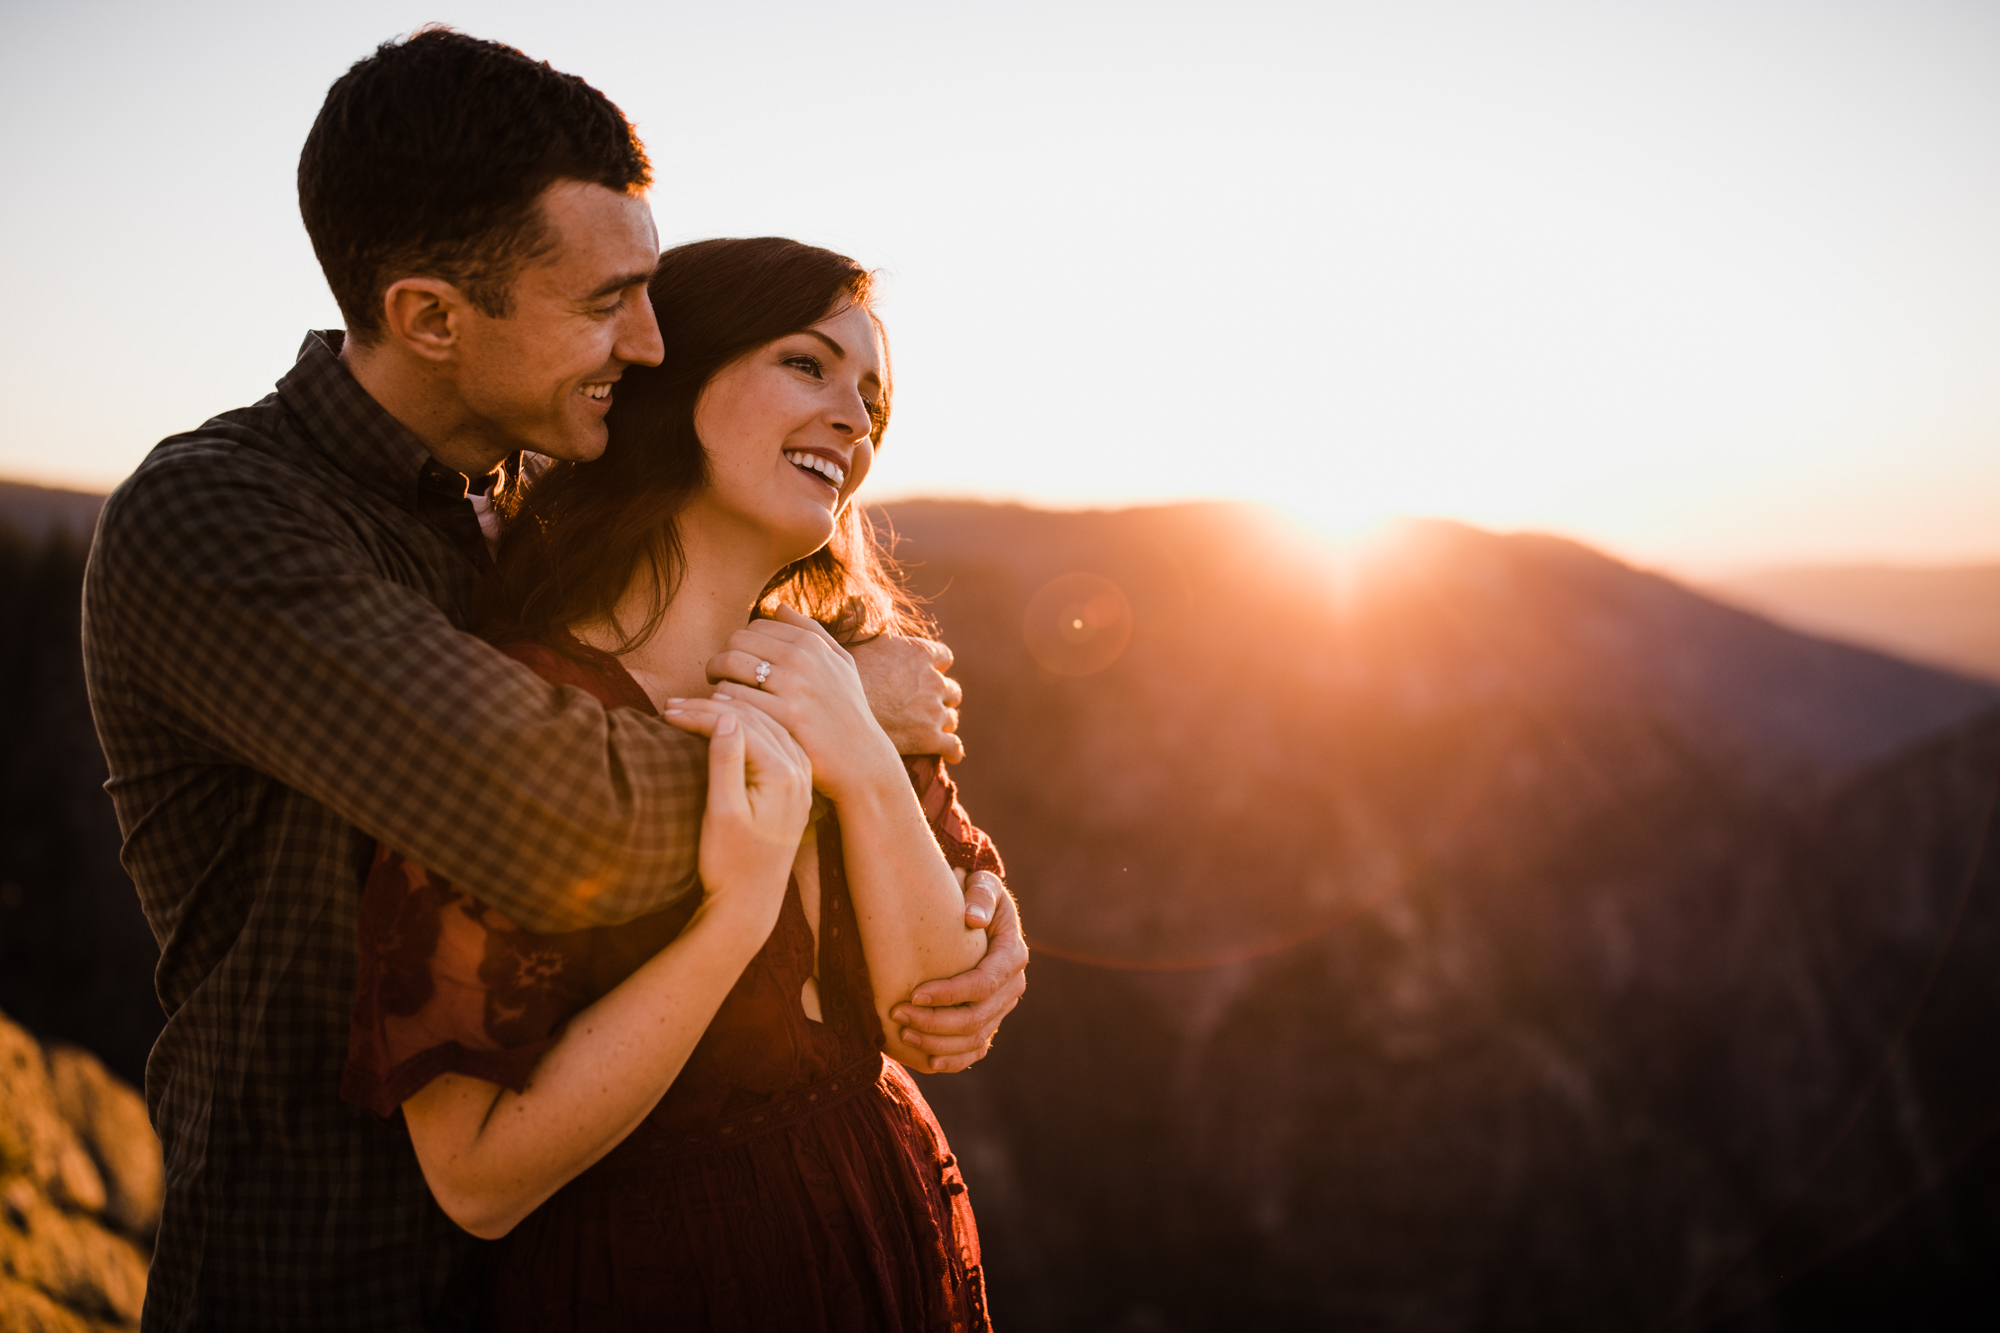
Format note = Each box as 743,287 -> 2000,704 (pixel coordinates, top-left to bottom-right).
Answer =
615,290 -> 665,368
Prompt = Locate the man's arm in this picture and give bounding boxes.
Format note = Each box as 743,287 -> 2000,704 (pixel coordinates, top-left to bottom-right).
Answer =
88,450 -> 705,933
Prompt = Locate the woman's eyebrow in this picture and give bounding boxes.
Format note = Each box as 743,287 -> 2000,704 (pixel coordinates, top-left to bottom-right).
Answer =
802,328 -> 880,386
803,329 -> 847,359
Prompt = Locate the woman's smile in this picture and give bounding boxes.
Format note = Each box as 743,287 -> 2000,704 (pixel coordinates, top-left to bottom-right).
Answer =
783,449 -> 848,491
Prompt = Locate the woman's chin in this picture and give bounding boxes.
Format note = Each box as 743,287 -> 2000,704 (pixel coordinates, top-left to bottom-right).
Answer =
769,515 -> 837,568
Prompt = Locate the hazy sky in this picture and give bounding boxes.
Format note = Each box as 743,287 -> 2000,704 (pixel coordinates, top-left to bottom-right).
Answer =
2,0 -> 1995,573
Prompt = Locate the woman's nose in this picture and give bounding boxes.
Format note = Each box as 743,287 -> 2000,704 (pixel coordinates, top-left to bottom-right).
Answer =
828,384 -> 872,438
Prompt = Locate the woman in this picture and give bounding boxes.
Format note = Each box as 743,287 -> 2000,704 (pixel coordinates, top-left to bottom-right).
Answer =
343,238 -> 1001,1330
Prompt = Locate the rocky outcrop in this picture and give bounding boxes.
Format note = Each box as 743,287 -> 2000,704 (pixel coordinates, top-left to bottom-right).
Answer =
0,1011 -> 156,1331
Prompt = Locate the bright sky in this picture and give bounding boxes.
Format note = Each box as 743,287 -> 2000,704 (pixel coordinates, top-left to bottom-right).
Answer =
2,0 -> 1995,573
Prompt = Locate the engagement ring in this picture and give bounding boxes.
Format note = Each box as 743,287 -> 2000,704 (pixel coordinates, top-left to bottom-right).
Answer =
754,659 -> 773,687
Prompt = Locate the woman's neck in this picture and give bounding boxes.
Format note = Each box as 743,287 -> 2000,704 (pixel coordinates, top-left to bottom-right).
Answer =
570,507 -> 789,710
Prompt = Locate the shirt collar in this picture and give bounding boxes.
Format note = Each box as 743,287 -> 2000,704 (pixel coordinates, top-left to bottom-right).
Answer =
276,330 -> 449,512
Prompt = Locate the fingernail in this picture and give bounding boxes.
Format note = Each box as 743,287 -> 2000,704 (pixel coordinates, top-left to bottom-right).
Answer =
967,907 -> 991,926
664,708 -> 682,716
666,697 -> 685,704
713,692 -> 731,700
715,714 -> 737,735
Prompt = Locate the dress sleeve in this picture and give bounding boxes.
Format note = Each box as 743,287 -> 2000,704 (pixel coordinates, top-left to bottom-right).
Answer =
902,756 -> 1006,879
341,844 -> 597,1119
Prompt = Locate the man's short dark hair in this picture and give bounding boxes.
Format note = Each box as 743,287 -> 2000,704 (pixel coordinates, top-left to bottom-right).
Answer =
298,28 -> 652,343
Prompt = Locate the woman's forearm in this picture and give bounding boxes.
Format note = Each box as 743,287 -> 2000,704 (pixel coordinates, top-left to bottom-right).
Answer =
400,897 -> 772,1239
834,773 -> 989,1066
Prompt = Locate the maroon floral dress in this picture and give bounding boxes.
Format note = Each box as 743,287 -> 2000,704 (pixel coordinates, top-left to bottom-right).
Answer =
342,640 -> 1002,1332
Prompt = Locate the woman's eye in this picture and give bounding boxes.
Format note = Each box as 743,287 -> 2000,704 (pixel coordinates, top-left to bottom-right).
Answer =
785,355 -> 824,377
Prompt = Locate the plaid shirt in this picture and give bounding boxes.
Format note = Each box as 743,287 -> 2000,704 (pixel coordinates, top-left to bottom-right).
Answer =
82,332 -> 713,1330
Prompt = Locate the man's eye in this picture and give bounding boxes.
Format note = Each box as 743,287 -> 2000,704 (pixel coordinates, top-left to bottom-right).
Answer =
591,302 -> 621,317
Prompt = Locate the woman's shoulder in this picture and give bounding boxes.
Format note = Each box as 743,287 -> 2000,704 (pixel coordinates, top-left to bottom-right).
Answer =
499,636 -> 655,714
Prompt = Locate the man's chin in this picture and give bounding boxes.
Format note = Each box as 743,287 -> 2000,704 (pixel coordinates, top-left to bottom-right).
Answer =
533,426 -> 611,465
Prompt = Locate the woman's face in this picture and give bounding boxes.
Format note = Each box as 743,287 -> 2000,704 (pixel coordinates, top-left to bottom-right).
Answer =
688,302 -> 884,562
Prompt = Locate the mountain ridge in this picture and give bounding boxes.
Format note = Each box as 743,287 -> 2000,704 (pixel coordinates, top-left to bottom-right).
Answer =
1707,561 -> 2000,684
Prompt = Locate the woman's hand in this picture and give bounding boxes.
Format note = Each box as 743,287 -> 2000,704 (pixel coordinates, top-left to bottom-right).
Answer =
698,606 -> 905,802
663,697 -> 812,933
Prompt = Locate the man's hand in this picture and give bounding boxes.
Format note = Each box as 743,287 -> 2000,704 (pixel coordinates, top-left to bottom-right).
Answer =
849,634 -> 965,763
890,871 -> 1026,1073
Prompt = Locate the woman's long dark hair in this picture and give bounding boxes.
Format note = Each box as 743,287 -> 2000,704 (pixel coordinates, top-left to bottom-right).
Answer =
480,236 -> 926,650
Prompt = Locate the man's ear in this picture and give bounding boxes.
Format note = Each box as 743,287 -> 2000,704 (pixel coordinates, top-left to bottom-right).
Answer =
379,277 -> 471,363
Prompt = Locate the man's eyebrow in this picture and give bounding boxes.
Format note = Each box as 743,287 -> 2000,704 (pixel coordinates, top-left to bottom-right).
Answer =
582,269 -> 655,302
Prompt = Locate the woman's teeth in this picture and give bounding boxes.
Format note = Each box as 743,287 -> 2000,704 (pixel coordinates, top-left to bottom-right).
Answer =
783,451 -> 845,487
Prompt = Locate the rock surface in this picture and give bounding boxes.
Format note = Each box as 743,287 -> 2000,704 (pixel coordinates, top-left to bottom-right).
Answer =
0,1011 -> 154,1331
43,1052 -> 159,1245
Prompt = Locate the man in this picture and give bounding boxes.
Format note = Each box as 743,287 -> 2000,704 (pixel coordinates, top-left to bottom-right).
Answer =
82,29 -> 1024,1330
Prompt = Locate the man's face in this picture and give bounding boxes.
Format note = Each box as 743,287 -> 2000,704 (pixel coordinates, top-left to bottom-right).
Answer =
450,180 -> 664,463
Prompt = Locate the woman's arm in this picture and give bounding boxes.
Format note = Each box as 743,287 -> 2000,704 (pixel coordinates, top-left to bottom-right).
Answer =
673,609 -> 986,1067
816,761 -> 990,1061
399,706 -> 811,1239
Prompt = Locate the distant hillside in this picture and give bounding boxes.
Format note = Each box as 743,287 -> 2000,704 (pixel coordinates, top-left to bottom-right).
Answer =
0,480 -> 106,543
1707,563 -> 2000,684
881,500 -> 2000,1329
7,492 -> 2000,1328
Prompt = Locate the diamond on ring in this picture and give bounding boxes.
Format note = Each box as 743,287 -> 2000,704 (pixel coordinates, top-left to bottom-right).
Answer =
754,659 -> 773,686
